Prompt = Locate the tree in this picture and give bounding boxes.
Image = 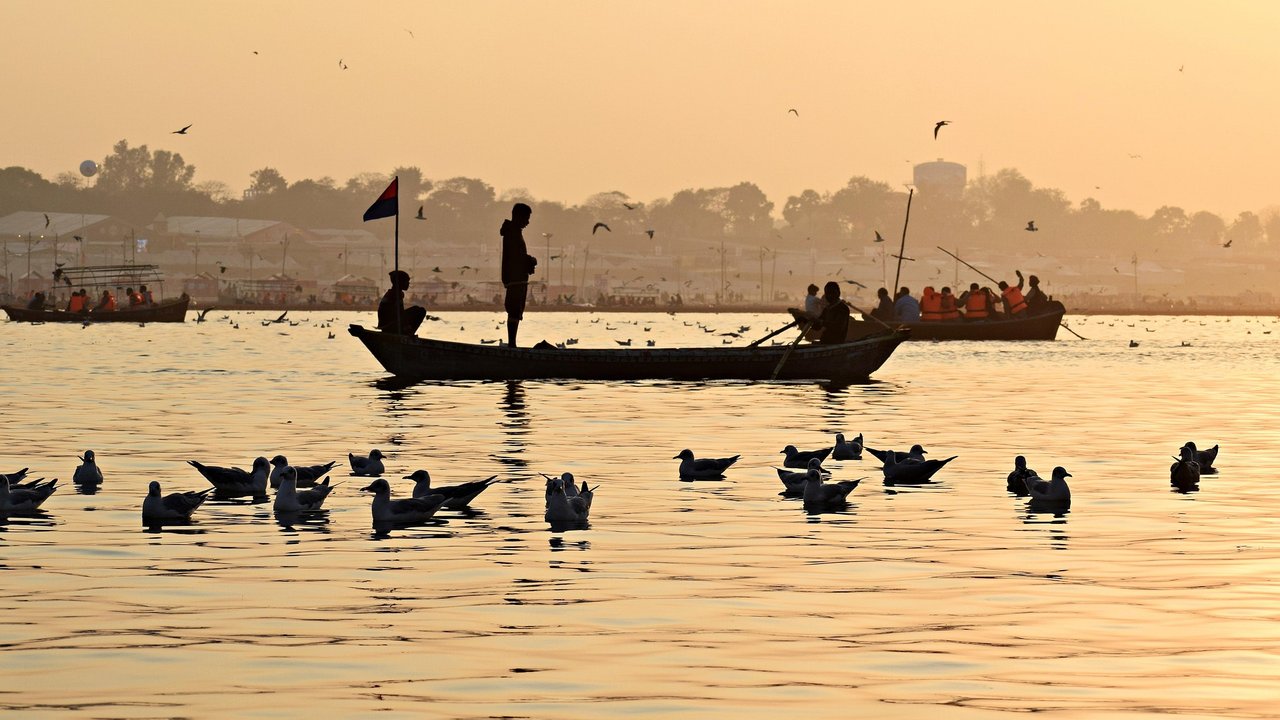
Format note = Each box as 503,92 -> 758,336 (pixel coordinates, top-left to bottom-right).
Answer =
94,139 -> 195,194
721,182 -> 774,239
248,167 -> 287,197
1229,211 -> 1264,248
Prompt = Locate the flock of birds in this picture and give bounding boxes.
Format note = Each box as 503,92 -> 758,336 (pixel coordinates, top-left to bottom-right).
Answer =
0,437 -> 1219,530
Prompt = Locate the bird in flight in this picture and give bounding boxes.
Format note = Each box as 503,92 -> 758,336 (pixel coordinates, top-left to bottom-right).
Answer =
431,266 -> 442,273
645,229 -> 655,239
1113,266 -> 1120,273
338,59 -> 348,70
1128,153 -> 1142,159
459,265 -> 474,274
405,28 -> 415,38
788,108 -> 799,116
43,213 -> 50,228
252,51 -> 259,55
216,262 -> 227,274
622,202 -> 636,210
592,222 -> 611,235
172,124 -> 192,135
843,279 -> 866,288
1026,220 -> 1038,232
1178,64 -> 1184,72
415,205 -> 425,220
874,230 -> 885,243
550,254 -> 561,260
1222,239 -> 1233,248
934,120 -> 950,139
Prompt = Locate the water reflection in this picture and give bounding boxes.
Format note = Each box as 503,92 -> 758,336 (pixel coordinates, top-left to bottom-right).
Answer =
274,510 -> 333,533
495,380 -> 529,473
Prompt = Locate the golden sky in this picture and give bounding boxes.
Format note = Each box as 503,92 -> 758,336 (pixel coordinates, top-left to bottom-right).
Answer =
3,0 -> 1278,218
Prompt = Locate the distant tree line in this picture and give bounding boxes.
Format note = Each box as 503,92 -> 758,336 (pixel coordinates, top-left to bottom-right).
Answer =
3,139 -> 1278,262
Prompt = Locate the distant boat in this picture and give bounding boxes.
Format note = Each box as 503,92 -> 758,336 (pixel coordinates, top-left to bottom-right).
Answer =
3,295 -> 190,323
2,264 -> 190,323
348,324 -> 908,382
836,301 -> 1067,342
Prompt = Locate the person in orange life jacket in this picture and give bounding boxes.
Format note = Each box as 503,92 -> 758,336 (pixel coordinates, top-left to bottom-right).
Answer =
95,289 -> 116,311
126,287 -> 143,307
920,286 -> 943,321
957,283 -> 989,321
997,270 -> 1029,317
67,289 -> 88,313
1023,274 -> 1048,310
939,286 -> 961,321
140,284 -> 155,305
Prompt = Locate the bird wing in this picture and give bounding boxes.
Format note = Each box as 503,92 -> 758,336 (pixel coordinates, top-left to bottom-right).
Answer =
297,461 -> 337,480
188,460 -> 249,486
164,489 -> 211,514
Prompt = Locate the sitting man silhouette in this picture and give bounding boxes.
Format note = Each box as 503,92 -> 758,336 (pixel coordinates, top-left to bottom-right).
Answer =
377,270 -> 427,336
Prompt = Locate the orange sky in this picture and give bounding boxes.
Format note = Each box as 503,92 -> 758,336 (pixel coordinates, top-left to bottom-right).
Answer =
4,0 -> 1278,219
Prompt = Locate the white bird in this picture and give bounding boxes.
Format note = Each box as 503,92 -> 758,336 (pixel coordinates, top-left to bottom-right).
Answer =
780,444 -> 832,469
881,450 -> 956,485
405,469 -> 501,509
362,477 -> 445,526
188,457 -> 269,499
142,481 -> 211,521
349,449 -> 386,477
1025,466 -> 1072,505
269,455 -> 337,488
1007,455 -> 1037,495
274,469 -> 336,513
73,450 -> 103,488
776,457 -> 831,496
1170,446 -> 1201,489
802,468 -> 860,512
0,477 -> 57,513
545,475 -> 593,524
674,449 -> 739,480
832,433 -> 863,461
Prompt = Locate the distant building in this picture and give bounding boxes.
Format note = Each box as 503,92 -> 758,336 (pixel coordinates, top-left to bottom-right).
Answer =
913,159 -> 967,197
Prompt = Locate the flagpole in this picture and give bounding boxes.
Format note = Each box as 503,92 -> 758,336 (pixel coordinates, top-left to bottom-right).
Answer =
393,176 -> 400,331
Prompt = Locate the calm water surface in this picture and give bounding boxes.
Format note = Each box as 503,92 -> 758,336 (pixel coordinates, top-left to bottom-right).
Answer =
1,310 -> 1278,717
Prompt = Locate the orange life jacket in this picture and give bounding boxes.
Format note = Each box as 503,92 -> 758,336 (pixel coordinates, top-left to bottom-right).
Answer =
940,293 -> 960,320
965,291 -> 989,319
1003,285 -> 1028,316
920,288 -> 943,321
101,294 -> 116,311
68,294 -> 86,313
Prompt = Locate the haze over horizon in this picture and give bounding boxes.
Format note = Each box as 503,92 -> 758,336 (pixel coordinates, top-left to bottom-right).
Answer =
4,0 -> 1279,219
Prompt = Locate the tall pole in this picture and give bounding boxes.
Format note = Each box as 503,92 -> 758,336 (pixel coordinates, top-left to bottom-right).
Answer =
759,247 -> 765,303
280,233 -> 289,277
892,187 -> 915,293
720,239 -> 726,304
393,178 -> 401,333
545,234 -> 551,304
770,249 -> 777,303
26,233 -> 32,285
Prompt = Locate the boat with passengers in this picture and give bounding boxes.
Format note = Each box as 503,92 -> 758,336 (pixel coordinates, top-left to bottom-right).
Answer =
1,264 -> 191,323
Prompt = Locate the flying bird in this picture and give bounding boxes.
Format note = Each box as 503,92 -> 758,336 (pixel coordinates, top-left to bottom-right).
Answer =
1026,220 -> 1038,232
933,120 -> 950,139
592,222 -> 611,235
1178,64 -> 1184,72
874,230 -> 885,243
1222,239 -> 1233,248
405,28 -> 415,38
788,108 -> 799,116
843,279 -> 866,288
252,51 -> 259,55
645,229 -> 655,239
338,59 -> 347,70
622,202 -> 636,210
415,205 -> 425,220
43,213 -> 50,228
431,266 -> 442,273
172,124 -> 192,135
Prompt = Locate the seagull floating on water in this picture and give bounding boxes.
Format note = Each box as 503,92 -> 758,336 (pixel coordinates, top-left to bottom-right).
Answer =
776,457 -> 831,496
1170,446 -> 1201,490
406,469 -> 501,509
832,433 -> 863,461
362,477 -> 445,526
1024,466 -> 1072,506
802,468 -> 860,513
1181,441 -> 1218,474
142,481 -> 210,521
274,469 -> 336,513
780,444 -> 832,469
73,450 -> 103,488
1,477 -> 57,514
349,449 -> 386,477
188,457 -> 269,499
881,450 -> 956,485
269,455 -> 336,488
674,449 -> 739,480
545,475 -> 594,525
1007,455 -> 1037,495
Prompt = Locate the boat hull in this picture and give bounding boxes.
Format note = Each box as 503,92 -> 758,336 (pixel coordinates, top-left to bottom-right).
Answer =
844,302 -> 1066,341
2,295 -> 191,323
348,324 -> 908,381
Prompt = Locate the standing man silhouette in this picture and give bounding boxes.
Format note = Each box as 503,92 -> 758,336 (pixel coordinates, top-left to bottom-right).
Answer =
500,203 -> 537,347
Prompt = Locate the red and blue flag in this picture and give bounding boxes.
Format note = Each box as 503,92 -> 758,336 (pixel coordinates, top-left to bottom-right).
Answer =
363,177 -> 398,221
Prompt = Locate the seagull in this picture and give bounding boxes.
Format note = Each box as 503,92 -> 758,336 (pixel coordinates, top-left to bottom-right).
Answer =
674,449 -> 739,480
615,339 -> 632,346
1026,220 -> 1038,232
1006,455 -> 1037,495
1129,339 -> 1139,347
874,230 -> 885,243
172,124 -> 192,135
0,468 -> 30,485
592,222 -> 611,235
545,475 -> 593,524
142,481 -> 211,521
196,308 -> 215,322
1222,239 -> 1232,248
776,458 -> 831,496
645,229 -> 655,239
43,213 -> 51,228
832,433 -> 863,461
622,202 -> 637,210
1181,441 -> 1218,473
188,457 -> 269,499
1169,446 -> 1200,490
843,279 -> 866,289
1,476 -> 58,513
338,59 -> 347,70
73,450 -> 103,488
274,469 -> 336,513
934,120 -> 950,139
1024,466 -> 1071,505
415,205 -> 425,220
781,444 -> 833,469
405,469 -> 502,509
881,450 -> 956,485
269,455 -> 336,488
362,478 -> 445,527
349,449 -> 386,477
541,472 -> 581,503
405,28 -> 415,38
803,468 -> 860,512
431,266 -> 442,273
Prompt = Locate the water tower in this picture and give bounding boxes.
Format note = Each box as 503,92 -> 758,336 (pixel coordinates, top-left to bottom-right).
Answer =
913,159 -> 967,198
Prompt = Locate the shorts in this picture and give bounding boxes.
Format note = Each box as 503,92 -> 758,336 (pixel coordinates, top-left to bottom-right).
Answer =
504,283 -> 528,320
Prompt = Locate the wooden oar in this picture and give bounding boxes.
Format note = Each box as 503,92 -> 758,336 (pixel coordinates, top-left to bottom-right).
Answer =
771,321 -> 812,380
748,319 -> 798,347
935,246 -> 1086,340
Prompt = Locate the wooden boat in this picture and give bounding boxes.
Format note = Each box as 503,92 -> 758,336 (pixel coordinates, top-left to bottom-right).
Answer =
348,324 -> 909,381
840,301 -> 1067,342
3,294 -> 191,323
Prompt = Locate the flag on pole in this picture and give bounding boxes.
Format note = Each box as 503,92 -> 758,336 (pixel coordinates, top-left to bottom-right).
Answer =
363,177 -> 398,221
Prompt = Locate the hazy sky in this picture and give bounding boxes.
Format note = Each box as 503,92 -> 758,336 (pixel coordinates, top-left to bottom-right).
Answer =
4,1 -> 1279,219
